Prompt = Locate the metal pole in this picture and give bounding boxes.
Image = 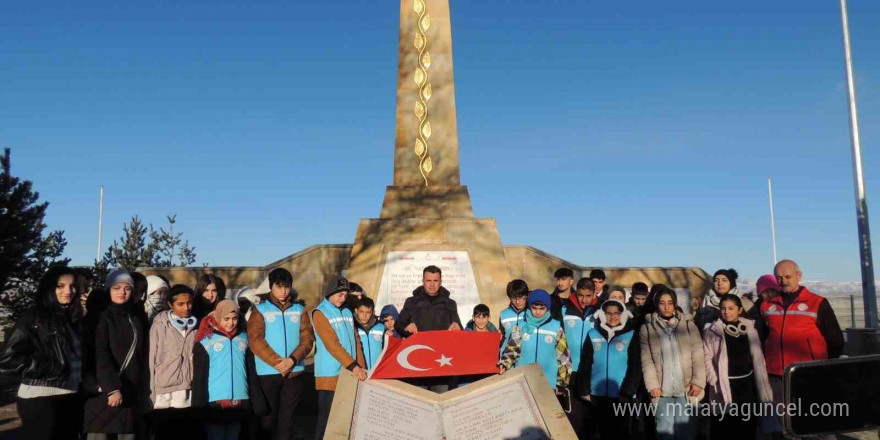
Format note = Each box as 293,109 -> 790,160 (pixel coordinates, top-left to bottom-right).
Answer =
851,294 -> 856,328
768,176 -> 778,264
96,186 -> 104,263
840,0 -> 878,329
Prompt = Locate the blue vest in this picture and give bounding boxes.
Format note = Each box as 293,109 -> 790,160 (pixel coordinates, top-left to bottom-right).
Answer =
253,301 -> 306,376
311,299 -> 359,378
519,317 -> 563,389
356,322 -> 386,370
561,304 -> 596,371
585,327 -> 634,397
199,331 -> 249,402
499,306 -> 527,357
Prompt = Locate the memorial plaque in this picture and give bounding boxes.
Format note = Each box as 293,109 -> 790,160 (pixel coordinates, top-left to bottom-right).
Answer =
376,250 -> 480,322
325,364 -> 577,440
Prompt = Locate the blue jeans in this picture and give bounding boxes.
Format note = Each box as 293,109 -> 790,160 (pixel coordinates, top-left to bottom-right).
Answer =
655,396 -> 696,440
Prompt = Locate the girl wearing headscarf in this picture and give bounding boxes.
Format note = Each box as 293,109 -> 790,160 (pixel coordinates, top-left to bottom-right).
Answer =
83,269 -> 147,440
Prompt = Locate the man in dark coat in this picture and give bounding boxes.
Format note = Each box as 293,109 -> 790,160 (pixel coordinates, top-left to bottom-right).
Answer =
394,265 -> 462,393
394,265 -> 462,336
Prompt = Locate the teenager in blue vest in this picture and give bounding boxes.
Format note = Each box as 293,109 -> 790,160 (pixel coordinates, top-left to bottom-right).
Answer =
578,299 -> 641,439
246,268 -> 314,440
353,296 -> 385,370
498,290 -> 572,395
192,300 -> 250,440
561,277 -> 598,439
312,276 -> 366,440
499,279 -> 529,358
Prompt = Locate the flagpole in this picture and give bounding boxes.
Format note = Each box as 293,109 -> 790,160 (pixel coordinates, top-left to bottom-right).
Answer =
96,185 -> 104,263
839,0 -> 877,329
768,177 -> 778,265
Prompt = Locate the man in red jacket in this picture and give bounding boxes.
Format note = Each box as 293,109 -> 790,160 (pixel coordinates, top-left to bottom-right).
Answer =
761,259 -> 844,436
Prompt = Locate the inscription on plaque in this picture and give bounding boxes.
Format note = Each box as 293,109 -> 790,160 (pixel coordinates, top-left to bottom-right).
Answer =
348,376 -> 548,440
376,251 -> 480,322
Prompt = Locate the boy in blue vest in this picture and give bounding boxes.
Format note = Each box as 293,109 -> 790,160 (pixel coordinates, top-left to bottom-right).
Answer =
353,296 -> 385,370
561,277 -> 599,439
312,276 -> 366,440
499,279 -> 529,358
193,300 -> 251,440
578,299 -> 641,440
498,289 -> 572,395
246,268 -> 314,440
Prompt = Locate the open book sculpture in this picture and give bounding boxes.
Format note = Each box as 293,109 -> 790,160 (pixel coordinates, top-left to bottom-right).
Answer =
324,364 -> 577,440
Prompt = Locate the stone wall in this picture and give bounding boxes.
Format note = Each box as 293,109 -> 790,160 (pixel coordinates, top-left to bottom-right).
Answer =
143,243 -> 711,314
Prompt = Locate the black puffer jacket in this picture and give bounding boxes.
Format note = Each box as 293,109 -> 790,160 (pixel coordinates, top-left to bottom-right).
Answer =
395,286 -> 462,337
0,308 -> 79,388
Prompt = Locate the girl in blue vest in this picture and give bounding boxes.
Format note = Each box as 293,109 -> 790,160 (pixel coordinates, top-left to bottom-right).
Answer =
312,276 -> 366,440
578,299 -> 641,440
353,296 -> 385,370
193,300 -> 250,440
498,289 -> 572,395
246,268 -> 313,440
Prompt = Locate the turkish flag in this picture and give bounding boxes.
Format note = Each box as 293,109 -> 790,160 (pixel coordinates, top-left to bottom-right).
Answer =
369,330 -> 501,380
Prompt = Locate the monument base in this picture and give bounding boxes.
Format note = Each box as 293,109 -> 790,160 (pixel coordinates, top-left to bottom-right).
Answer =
346,215 -> 511,318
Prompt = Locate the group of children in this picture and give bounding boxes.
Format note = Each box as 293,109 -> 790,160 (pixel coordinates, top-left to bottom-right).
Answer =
486,268 -> 787,440
1,263 -> 816,440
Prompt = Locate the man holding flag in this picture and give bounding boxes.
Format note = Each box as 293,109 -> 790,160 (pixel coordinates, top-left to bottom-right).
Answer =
393,265 -> 463,392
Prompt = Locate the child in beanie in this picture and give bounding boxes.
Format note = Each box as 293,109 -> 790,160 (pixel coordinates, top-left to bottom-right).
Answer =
192,299 -> 251,440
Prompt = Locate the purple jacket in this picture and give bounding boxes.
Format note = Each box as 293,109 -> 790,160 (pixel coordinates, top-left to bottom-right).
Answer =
703,318 -> 773,405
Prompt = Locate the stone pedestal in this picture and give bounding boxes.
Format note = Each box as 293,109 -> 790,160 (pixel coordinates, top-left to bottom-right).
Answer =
346,215 -> 511,318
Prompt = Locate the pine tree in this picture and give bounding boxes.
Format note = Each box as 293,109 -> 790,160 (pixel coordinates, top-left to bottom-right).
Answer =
0,148 -> 69,329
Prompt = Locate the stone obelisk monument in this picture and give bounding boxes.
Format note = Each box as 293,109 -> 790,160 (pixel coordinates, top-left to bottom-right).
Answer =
347,0 -> 511,319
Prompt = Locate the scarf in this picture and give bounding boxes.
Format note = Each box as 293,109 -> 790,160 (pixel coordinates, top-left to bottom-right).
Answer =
168,311 -> 198,332
702,287 -> 742,309
655,312 -> 680,331
524,309 -> 552,328
145,294 -> 165,320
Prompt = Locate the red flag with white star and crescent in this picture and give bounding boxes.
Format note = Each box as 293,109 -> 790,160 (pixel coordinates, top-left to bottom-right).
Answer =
368,330 -> 501,379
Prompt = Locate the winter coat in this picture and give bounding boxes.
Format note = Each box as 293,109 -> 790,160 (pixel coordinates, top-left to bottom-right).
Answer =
394,286 -> 462,336
0,307 -> 80,390
148,311 -> 197,403
83,303 -> 147,434
639,311 -> 706,399
703,319 -> 773,405
578,310 -> 641,399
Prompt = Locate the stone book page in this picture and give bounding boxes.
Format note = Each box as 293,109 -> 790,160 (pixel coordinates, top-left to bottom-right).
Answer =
348,381 -> 444,440
439,376 -> 549,440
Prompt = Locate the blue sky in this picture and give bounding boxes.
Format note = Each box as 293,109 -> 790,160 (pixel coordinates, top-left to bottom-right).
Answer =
2,0 -> 879,282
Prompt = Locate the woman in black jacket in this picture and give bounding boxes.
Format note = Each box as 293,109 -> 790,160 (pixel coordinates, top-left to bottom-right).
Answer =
0,265 -> 83,439
82,269 -> 147,440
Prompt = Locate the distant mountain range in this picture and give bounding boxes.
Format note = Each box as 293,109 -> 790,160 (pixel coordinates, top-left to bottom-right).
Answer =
739,279 -> 880,297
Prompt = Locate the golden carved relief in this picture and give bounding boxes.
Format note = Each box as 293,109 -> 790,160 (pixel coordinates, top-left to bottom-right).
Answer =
412,0 -> 433,186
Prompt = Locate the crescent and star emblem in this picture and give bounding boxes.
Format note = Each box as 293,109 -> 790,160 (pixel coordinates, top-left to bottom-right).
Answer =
396,344 -> 453,371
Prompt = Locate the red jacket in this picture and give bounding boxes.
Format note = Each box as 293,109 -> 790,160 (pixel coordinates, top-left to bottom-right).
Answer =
761,287 -> 828,376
